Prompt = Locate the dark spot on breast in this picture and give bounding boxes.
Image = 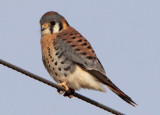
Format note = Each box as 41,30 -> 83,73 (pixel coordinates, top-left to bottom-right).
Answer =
70,33 -> 73,36
54,46 -> 59,50
55,73 -> 57,76
81,42 -> 87,46
84,62 -> 88,65
62,38 -> 67,41
75,48 -> 81,51
47,47 -> 50,50
48,64 -> 50,67
55,62 -> 57,65
64,66 -> 70,71
53,67 -> 55,70
50,56 -> 52,58
92,50 -> 95,53
61,61 -> 64,64
80,52 -> 87,55
58,53 -> 63,58
64,73 -> 67,77
72,37 -> 76,39
77,39 -> 82,42
58,67 -> 61,71
52,58 -> 54,62
63,33 -> 67,35
86,56 -> 95,60
71,45 -> 76,47
61,58 -> 67,64
53,41 -> 56,45
67,41 -> 72,43
55,52 -> 59,55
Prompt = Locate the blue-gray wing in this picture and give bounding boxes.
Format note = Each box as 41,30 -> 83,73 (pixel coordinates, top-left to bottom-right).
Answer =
55,28 -> 106,75
54,28 -> 137,106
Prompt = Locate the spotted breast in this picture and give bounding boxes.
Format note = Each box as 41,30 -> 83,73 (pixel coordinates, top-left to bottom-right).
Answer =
40,11 -> 137,106
41,27 -> 106,92
41,33 -> 76,81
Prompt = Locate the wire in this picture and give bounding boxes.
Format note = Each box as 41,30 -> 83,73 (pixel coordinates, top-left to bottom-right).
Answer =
0,59 -> 125,115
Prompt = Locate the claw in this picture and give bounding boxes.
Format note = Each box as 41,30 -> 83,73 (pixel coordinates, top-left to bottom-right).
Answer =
63,88 -> 75,98
57,82 -> 75,98
57,89 -> 63,95
69,95 -> 73,98
63,92 -> 73,98
58,81 -> 69,91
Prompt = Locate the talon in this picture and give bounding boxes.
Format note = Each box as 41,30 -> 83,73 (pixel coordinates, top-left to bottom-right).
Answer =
69,95 -> 73,98
58,81 -> 69,91
63,92 -> 73,98
63,88 -> 75,98
57,89 -> 63,95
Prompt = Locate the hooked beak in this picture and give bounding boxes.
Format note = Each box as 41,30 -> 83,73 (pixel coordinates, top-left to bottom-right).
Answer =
41,24 -> 48,31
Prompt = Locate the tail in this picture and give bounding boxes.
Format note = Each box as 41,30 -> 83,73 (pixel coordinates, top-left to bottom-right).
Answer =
105,79 -> 137,106
88,70 -> 137,106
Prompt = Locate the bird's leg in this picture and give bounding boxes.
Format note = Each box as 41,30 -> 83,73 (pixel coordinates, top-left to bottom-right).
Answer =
58,81 -> 69,91
58,82 -> 74,98
63,88 -> 75,98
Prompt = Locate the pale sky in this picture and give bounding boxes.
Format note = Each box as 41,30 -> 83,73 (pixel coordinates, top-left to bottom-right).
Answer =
0,0 -> 160,115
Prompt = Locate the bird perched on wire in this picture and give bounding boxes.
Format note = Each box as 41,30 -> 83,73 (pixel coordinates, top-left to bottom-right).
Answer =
40,11 -> 137,106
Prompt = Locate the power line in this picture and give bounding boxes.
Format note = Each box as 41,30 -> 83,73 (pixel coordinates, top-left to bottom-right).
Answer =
0,59 -> 125,115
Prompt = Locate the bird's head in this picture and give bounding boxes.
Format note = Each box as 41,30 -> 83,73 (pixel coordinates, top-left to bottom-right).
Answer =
40,11 -> 69,36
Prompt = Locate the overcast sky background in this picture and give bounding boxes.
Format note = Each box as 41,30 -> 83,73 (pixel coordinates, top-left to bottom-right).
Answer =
0,0 -> 160,115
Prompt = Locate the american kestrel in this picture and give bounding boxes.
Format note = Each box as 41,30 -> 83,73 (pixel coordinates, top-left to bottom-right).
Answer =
40,11 -> 136,106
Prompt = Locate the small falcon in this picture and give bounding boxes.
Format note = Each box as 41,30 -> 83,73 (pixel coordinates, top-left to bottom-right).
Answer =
40,11 -> 137,106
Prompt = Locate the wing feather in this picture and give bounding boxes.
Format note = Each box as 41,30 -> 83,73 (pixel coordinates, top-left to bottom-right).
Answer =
56,27 -> 106,75
56,27 -> 137,106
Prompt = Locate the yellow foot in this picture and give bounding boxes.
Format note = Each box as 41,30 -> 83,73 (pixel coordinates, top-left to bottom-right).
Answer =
57,89 -> 63,95
58,81 -> 69,91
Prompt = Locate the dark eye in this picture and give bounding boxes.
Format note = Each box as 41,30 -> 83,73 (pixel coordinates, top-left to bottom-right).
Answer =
50,21 -> 55,26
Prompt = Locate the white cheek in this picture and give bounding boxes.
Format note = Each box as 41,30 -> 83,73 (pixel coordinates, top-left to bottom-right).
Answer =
42,28 -> 50,35
53,23 -> 60,33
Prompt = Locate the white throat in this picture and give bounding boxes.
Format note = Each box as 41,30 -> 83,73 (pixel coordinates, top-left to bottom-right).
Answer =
41,27 -> 50,35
